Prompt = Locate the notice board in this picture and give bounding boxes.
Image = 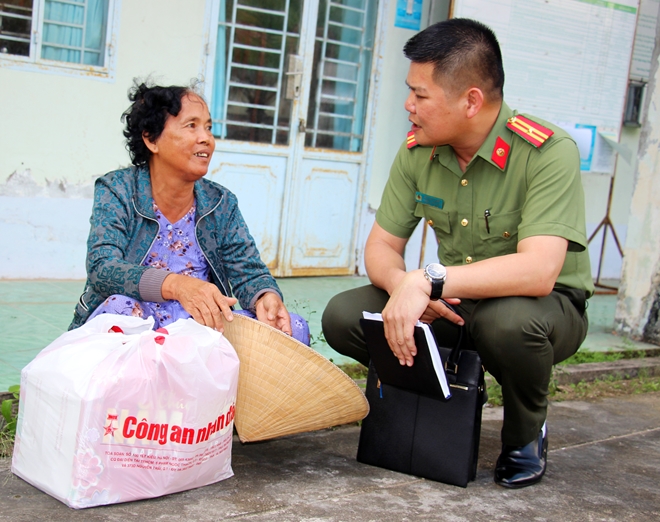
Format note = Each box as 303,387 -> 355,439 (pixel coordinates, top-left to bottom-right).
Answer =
630,0 -> 659,81
452,0 -> 640,174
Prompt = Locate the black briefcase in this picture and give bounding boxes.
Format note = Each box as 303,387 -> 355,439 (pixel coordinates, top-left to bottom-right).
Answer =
356,324 -> 485,487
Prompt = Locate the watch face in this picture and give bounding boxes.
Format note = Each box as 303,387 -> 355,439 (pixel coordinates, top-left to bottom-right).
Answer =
426,263 -> 446,279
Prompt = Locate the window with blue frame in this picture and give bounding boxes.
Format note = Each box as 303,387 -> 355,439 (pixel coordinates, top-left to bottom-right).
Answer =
0,0 -> 114,70
208,0 -> 377,152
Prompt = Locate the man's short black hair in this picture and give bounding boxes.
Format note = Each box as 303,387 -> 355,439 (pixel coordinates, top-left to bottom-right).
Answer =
403,18 -> 504,102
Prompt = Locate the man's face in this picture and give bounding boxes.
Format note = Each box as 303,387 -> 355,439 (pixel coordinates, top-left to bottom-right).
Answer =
404,62 -> 463,147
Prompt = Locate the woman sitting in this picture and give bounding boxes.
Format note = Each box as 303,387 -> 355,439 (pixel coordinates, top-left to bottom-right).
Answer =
70,81 -> 309,344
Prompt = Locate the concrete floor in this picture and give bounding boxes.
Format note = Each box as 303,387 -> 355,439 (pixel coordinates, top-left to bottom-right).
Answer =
2,279 -> 660,520
2,392 -> 659,520
0,277 -> 658,391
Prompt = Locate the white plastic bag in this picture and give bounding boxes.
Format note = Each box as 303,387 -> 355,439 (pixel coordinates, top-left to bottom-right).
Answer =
12,315 -> 239,509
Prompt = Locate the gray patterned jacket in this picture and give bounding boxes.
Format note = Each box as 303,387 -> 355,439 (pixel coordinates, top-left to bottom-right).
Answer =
69,166 -> 281,329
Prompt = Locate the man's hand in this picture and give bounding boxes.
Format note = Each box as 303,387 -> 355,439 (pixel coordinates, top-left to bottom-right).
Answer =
255,292 -> 292,336
162,274 -> 236,331
419,297 -> 463,324
364,223 -> 460,367
381,270 -> 464,367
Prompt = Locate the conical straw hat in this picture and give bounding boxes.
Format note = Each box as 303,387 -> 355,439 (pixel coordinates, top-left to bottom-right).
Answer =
221,313 -> 369,443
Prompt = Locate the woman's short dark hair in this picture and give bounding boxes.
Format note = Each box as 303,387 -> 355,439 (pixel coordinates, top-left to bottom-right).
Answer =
121,80 -> 201,166
403,18 -> 504,102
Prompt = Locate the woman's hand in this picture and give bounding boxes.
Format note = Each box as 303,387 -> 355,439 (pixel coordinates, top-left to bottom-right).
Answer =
162,274 -> 237,331
255,292 -> 292,336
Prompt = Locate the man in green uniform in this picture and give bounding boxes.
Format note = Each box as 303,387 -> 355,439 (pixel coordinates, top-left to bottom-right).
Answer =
322,18 -> 593,488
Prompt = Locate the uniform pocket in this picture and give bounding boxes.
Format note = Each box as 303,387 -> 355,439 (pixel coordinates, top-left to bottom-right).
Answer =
415,203 -> 453,261
478,209 -> 520,257
415,203 -> 451,234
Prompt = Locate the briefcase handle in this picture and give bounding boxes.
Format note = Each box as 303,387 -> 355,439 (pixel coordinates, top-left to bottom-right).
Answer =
442,301 -> 464,375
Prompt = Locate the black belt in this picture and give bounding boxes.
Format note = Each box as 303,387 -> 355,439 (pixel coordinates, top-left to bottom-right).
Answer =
553,285 -> 588,316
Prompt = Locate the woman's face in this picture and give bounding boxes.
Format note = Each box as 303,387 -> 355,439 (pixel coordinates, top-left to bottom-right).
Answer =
146,93 -> 215,181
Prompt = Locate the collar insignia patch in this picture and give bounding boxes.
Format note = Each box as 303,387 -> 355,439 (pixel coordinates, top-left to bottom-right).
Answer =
491,136 -> 510,169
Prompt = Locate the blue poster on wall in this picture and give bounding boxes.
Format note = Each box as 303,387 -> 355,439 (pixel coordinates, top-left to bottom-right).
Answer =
395,0 -> 423,30
574,124 -> 597,172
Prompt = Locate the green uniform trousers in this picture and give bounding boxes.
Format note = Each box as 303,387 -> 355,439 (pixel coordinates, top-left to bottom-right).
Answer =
322,285 -> 589,446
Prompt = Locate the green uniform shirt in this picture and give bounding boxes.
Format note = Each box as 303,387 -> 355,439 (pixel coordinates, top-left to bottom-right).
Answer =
376,102 -> 594,297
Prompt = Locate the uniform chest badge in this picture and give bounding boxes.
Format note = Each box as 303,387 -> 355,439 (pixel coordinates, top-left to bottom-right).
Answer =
506,115 -> 554,148
491,136 -> 510,169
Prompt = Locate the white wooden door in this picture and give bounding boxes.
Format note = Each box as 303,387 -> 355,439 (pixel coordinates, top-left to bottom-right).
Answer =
203,0 -> 380,276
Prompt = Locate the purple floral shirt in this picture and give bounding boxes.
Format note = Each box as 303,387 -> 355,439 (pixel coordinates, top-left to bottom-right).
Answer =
88,202 -> 209,326
144,202 -> 210,280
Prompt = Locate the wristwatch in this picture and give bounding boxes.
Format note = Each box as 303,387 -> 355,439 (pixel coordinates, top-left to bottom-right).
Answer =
423,263 -> 447,301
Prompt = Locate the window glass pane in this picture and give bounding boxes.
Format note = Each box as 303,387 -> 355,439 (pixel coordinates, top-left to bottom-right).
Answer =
45,0 -> 85,24
83,0 -> 107,65
229,64 -> 280,88
212,0 -> 302,145
240,0 -> 286,10
41,0 -> 108,66
306,0 -> 378,152
0,0 -> 34,57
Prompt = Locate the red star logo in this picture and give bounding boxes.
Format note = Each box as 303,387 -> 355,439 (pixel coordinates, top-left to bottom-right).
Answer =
104,424 -> 117,436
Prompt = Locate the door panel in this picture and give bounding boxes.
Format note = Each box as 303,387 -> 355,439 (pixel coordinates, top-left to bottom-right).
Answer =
288,156 -> 360,274
207,151 -> 288,269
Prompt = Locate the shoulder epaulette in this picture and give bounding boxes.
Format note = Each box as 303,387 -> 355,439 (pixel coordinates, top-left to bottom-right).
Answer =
406,130 -> 418,149
506,115 -> 554,148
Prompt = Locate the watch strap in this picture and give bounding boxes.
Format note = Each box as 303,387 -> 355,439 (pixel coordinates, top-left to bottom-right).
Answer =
429,278 -> 444,300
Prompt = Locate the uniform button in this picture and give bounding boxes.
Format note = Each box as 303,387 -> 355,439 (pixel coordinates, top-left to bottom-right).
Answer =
503,231 -> 511,238
461,179 -> 468,187
166,225 -> 173,230
466,256 -> 473,263
427,219 -> 434,227
461,218 -> 469,227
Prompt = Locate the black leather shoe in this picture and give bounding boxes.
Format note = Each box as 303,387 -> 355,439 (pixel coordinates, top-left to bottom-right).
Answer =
494,424 -> 548,489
